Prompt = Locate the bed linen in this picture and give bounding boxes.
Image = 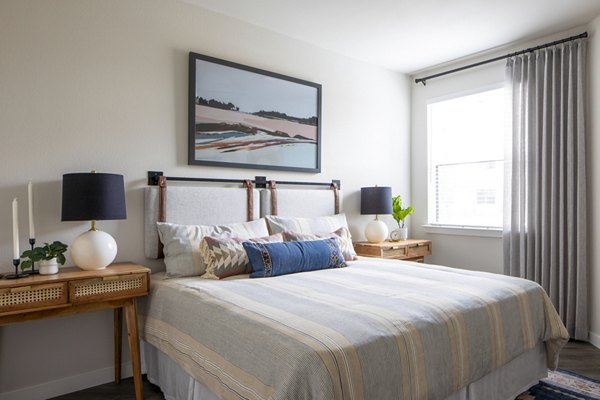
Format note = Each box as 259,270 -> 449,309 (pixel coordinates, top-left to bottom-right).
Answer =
139,257 -> 568,400
143,340 -> 547,400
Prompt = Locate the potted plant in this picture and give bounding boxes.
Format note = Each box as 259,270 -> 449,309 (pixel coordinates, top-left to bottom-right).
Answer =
21,241 -> 68,275
391,195 -> 414,241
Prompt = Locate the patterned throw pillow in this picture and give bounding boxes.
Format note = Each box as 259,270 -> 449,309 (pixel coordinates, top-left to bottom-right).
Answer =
266,214 -> 349,235
200,233 -> 283,279
243,238 -> 347,278
282,227 -> 357,261
156,219 -> 270,277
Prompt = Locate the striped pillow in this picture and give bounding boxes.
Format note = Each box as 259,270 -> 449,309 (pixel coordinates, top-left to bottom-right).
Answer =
282,227 -> 357,261
200,233 -> 283,279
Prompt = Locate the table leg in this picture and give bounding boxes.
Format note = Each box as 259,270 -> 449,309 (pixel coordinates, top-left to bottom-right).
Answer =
114,307 -> 123,384
124,298 -> 143,400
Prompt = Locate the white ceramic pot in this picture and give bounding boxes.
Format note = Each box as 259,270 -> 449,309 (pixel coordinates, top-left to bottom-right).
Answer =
38,258 -> 59,275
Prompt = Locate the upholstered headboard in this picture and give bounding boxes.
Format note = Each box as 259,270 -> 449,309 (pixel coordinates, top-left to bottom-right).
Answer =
144,172 -> 342,259
144,186 -> 260,259
259,188 -> 342,217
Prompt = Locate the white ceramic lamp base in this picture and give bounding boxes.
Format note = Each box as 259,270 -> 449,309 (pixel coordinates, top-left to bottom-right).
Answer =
71,229 -> 117,270
365,218 -> 389,243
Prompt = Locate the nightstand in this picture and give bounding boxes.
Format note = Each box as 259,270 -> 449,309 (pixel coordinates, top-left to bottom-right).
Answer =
353,239 -> 432,262
0,262 -> 150,400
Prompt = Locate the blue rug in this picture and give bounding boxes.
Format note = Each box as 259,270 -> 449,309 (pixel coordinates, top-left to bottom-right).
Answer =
516,370 -> 600,399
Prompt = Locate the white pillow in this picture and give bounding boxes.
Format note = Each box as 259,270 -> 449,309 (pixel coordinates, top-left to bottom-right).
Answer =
157,219 -> 269,277
266,214 -> 350,235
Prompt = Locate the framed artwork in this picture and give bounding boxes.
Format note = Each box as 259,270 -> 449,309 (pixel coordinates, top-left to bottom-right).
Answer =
188,52 -> 322,172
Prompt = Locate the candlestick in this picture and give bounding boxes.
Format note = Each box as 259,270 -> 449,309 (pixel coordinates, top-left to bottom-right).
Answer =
12,198 -> 19,260
28,238 -> 39,275
4,259 -> 29,279
28,181 -> 35,239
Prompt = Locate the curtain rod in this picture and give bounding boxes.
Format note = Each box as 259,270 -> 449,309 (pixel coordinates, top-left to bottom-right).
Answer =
147,171 -> 341,189
414,32 -> 588,86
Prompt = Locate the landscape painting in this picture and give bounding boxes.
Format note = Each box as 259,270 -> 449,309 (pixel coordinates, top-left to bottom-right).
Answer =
188,52 -> 322,172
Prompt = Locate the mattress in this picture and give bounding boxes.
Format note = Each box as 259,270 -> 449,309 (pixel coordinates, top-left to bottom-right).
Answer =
138,257 -> 568,400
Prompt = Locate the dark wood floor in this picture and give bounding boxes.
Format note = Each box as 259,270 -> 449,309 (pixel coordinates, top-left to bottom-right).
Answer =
555,340 -> 600,380
50,340 -> 600,400
49,376 -> 164,400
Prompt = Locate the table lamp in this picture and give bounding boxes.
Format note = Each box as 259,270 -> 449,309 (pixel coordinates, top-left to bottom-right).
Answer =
361,186 -> 392,243
62,172 -> 126,270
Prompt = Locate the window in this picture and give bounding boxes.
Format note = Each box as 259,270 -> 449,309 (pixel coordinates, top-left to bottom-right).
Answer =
427,87 -> 505,229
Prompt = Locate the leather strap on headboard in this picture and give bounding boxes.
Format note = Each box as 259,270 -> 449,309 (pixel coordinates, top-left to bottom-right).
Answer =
243,179 -> 254,221
157,175 -> 167,258
330,182 -> 340,214
269,180 -> 278,216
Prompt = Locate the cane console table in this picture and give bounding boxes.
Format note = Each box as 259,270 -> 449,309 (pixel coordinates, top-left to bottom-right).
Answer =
0,262 -> 150,400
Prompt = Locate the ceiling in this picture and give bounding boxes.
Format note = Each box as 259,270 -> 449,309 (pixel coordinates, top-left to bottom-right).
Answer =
184,0 -> 600,74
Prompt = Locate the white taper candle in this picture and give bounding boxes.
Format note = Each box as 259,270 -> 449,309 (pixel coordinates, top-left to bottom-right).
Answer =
28,181 -> 35,239
12,198 -> 19,259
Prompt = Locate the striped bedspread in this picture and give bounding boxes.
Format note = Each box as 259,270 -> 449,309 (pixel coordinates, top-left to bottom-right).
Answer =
139,257 -> 568,400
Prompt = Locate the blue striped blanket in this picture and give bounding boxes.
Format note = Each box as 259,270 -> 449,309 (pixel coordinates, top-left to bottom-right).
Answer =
139,258 -> 568,400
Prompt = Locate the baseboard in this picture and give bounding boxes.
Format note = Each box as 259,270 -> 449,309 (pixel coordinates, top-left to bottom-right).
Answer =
590,330 -> 600,349
0,363 -> 134,400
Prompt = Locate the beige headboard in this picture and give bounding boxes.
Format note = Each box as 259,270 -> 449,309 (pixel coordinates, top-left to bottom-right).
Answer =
259,188 -> 342,217
144,173 -> 342,259
144,186 -> 260,259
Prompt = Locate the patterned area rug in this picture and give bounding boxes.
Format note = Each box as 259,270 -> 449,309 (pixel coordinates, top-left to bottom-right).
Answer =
516,369 -> 600,399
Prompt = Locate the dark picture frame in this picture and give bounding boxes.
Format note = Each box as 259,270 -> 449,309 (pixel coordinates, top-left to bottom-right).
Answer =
188,52 -> 322,173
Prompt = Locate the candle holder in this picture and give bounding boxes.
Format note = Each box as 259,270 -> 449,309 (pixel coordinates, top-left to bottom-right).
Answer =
28,238 -> 39,275
4,259 -> 29,279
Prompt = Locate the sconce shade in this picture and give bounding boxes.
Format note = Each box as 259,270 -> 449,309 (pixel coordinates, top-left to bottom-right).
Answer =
360,186 -> 392,215
61,173 -> 126,221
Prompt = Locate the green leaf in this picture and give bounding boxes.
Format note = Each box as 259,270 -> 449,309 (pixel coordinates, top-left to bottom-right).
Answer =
391,194 -> 414,227
20,241 -> 68,262
20,249 -> 33,259
21,260 -> 32,270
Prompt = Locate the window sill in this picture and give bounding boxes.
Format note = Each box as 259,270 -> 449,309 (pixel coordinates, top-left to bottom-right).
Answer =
422,224 -> 502,238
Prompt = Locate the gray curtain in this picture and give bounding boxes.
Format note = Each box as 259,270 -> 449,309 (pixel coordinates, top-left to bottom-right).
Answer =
504,39 -> 588,340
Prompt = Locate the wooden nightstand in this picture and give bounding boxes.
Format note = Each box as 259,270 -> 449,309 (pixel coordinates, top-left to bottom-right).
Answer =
354,239 -> 432,262
0,262 -> 150,400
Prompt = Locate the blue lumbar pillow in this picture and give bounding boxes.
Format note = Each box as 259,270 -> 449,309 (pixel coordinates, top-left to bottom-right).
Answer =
243,238 -> 347,278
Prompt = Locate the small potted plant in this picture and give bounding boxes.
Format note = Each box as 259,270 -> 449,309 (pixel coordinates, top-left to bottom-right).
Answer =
391,195 -> 414,241
21,241 -> 68,275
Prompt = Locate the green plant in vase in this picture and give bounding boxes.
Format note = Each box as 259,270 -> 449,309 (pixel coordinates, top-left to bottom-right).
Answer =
390,195 -> 414,241
21,241 -> 68,275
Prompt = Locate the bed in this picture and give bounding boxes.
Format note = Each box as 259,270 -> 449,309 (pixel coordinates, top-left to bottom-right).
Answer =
139,178 -> 568,400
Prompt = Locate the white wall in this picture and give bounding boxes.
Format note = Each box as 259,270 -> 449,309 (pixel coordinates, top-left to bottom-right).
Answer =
410,62 -> 505,274
410,24 -> 599,342
0,0 -> 410,397
588,16 -> 600,348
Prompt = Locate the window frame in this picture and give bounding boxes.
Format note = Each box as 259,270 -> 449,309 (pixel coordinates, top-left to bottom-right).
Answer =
425,83 -> 505,234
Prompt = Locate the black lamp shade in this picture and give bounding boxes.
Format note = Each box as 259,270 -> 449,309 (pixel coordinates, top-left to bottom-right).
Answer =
62,173 -> 127,221
361,186 -> 392,215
